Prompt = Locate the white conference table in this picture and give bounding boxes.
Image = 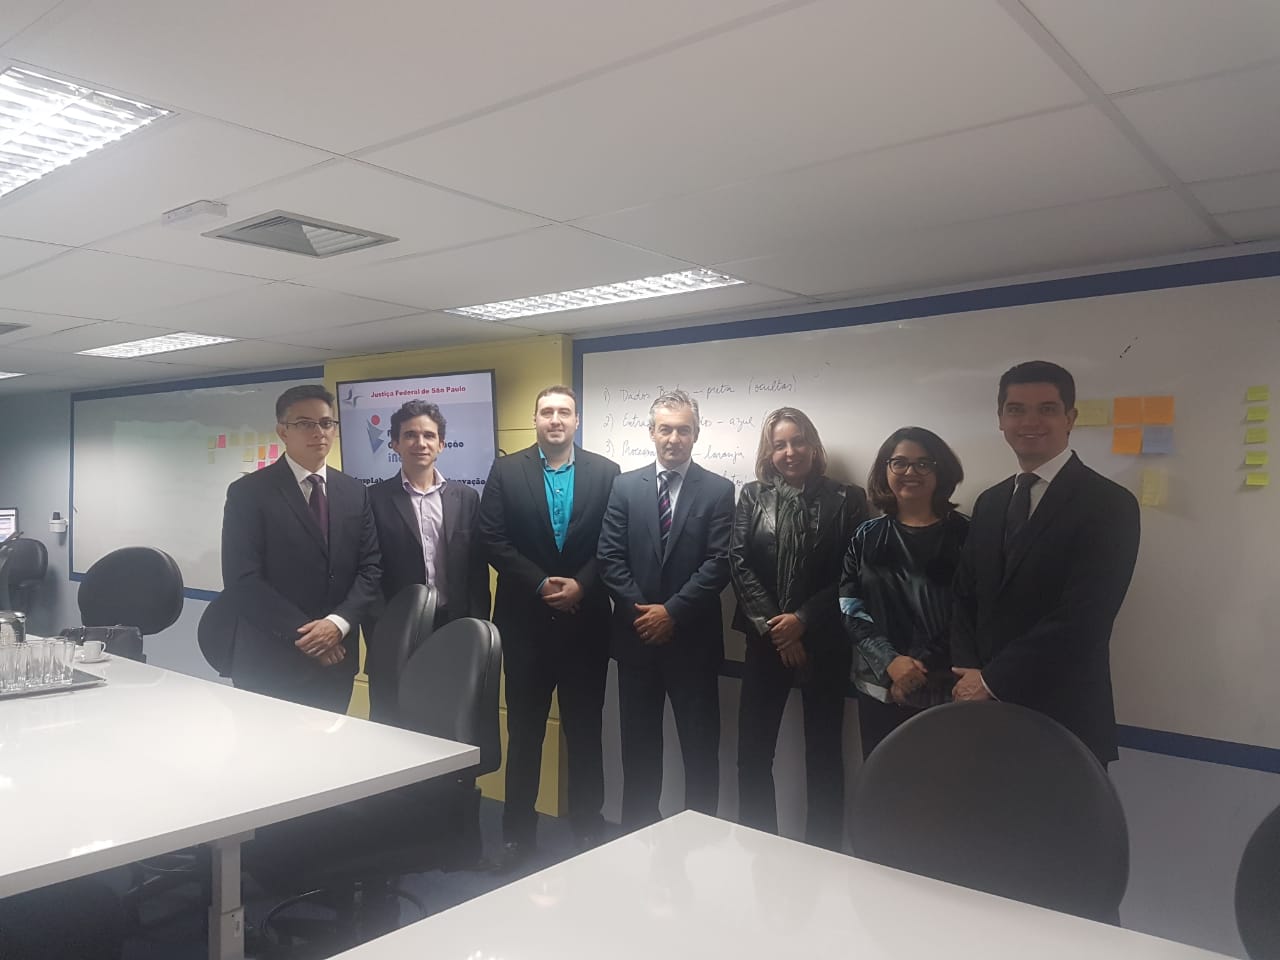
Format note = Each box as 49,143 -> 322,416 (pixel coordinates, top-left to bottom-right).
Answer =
0,652 -> 478,960
331,810 -> 1232,960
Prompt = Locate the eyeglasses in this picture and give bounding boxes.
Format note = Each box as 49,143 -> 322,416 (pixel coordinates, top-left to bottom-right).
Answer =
886,457 -> 937,476
281,418 -> 340,433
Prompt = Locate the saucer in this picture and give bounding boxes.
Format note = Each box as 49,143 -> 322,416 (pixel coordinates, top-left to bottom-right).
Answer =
75,652 -> 110,664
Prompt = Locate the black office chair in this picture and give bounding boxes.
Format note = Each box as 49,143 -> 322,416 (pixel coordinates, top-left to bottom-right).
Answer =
77,547 -> 184,661
253,607 -> 503,954
0,537 -> 48,612
849,701 -> 1129,924
366,584 -> 438,725
1236,802 -> 1280,959
196,591 -> 238,678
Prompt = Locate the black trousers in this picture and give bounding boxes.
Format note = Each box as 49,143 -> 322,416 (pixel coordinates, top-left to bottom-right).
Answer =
856,690 -> 915,759
503,635 -> 609,844
737,634 -> 851,850
235,665 -> 354,714
617,650 -> 721,830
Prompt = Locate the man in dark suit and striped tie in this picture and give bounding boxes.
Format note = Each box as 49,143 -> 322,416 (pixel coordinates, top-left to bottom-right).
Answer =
597,389 -> 736,830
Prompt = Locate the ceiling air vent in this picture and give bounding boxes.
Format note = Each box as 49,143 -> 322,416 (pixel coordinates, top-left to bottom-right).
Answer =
204,211 -> 396,258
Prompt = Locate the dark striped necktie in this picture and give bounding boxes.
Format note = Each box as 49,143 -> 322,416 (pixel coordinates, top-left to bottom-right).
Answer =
658,470 -> 675,547
1004,472 -> 1038,547
305,474 -> 329,544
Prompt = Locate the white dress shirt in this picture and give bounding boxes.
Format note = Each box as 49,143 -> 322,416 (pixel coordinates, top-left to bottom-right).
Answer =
1021,445 -> 1074,518
655,458 -> 692,518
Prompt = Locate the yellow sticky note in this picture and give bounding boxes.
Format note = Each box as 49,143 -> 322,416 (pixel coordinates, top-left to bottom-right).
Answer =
1245,472 -> 1270,488
1142,395 -> 1175,425
207,436 -> 217,449
1139,468 -> 1168,508
229,432 -> 241,447
1113,397 -> 1143,425
243,449 -> 254,462
1246,427 -> 1269,444
1112,426 -> 1143,455
1246,406 -> 1270,422
1246,451 -> 1270,466
1075,399 -> 1110,427
1246,386 -> 1270,403
207,451 -> 216,464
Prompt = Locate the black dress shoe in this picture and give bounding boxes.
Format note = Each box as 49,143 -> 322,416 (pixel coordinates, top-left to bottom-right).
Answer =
494,840 -> 535,873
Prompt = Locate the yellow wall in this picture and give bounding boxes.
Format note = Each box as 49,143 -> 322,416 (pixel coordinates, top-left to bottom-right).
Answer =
325,333 -> 573,816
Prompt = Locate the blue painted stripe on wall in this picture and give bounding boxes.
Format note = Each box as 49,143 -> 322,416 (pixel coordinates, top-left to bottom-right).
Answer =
70,365 -> 325,402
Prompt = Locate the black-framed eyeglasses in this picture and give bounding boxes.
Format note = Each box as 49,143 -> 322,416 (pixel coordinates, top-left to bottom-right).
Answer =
281,418 -> 340,433
886,457 -> 937,476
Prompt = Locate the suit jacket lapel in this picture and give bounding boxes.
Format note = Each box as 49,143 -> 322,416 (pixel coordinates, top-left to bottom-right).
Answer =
565,447 -> 589,540
520,447 -> 558,549
441,482 -> 461,546
275,458 -> 329,555
664,463 -> 701,564
641,467 -> 663,564
980,476 -> 1015,597
1000,453 -> 1082,591
391,479 -> 425,550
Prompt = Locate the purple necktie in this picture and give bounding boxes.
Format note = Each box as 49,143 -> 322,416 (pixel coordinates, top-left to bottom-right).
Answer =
305,474 -> 329,543
657,470 -> 675,547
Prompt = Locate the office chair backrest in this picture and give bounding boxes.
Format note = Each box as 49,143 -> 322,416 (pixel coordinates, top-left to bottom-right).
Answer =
367,584 -> 436,723
1237,802 -> 1280,959
197,591 -> 238,678
849,701 -> 1129,923
78,547 -> 184,636
397,617 -> 502,777
0,538 -> 48,611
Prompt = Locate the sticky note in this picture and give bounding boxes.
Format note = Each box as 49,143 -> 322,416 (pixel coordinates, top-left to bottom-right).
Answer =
1246,427 -> 1269,444
1113,397 -> 1143,425
1112,426 -> 1143,455
1142,425 -> 1174,454
1139,468 -> 1168,508
217,434 -> 226,449
242,449 -> 254,462
1245,472 -> 1270,488
258,445 -> 267,460
257,460 -> 267,471
1246,451 -> 1269,466
269,443 -> 279,460
229,432 -> 241,447
207,436 -> 217,449
1247,386 -> 1270,403
207,451 -> 216,464
1246,406 -> 1270,422
1142,395 -> 1175,425
1075,399 -> 1110,427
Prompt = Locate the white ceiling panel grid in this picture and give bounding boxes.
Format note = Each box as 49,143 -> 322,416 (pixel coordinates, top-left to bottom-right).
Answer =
0,236 -> 70,277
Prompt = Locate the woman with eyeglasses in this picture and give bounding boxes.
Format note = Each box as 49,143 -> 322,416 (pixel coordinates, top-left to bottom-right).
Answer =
839,426 -> 968,758
730,407 -> 868,850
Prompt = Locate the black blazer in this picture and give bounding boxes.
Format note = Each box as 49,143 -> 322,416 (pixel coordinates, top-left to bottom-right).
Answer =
220,457 -> 381,690
477,445 -> 620,668
597,461 -> 736,667
951,453 -> 1140,762
368,474 -> 490,618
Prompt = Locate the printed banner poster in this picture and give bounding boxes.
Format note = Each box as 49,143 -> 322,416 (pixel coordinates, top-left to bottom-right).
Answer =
337,370 -> 497,492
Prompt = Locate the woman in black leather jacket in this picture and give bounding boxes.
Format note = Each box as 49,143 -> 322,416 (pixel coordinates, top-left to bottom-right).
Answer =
839,425 -> 968,758
730,407 -> 868,850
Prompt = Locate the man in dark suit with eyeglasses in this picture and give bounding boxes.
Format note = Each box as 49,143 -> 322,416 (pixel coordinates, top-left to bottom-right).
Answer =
220,384 -> 381,712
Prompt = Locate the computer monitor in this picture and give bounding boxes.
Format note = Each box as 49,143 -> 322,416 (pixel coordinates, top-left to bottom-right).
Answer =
0,508 -> 17,542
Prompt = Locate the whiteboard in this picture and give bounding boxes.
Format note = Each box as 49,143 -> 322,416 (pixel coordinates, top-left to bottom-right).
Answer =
71,370 -> 320,594
582,275 -> 1280,749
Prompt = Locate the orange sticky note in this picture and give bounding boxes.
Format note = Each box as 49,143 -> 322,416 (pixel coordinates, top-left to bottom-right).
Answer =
258,445 -> 267,460
1142,395 -> 1174,425
1113,397 -> 1143,425
1112,426 -> 1143,455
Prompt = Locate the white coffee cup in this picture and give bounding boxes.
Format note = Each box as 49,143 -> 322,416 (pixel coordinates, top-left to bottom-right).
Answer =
80,639 -> 107,660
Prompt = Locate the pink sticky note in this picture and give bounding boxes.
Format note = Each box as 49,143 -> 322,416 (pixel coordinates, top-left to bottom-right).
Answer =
256,460 -> 266,471
269,443 -> 279,460
217,435 -> 227,449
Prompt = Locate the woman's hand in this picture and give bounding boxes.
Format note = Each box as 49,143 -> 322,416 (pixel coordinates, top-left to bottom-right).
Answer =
886,655 -> 927,694
767,613 -> 806,649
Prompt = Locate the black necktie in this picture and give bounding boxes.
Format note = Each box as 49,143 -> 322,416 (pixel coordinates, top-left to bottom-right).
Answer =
305,474 -> 329,544
1005,472 -> 1039,547
657,470 -> 675,547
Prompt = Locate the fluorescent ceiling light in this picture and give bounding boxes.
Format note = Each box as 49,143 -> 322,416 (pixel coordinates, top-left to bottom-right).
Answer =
0,67 -> 170,199
446,268 -> 745,321
79,333 -> 235,359
0,372 -> 26,380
